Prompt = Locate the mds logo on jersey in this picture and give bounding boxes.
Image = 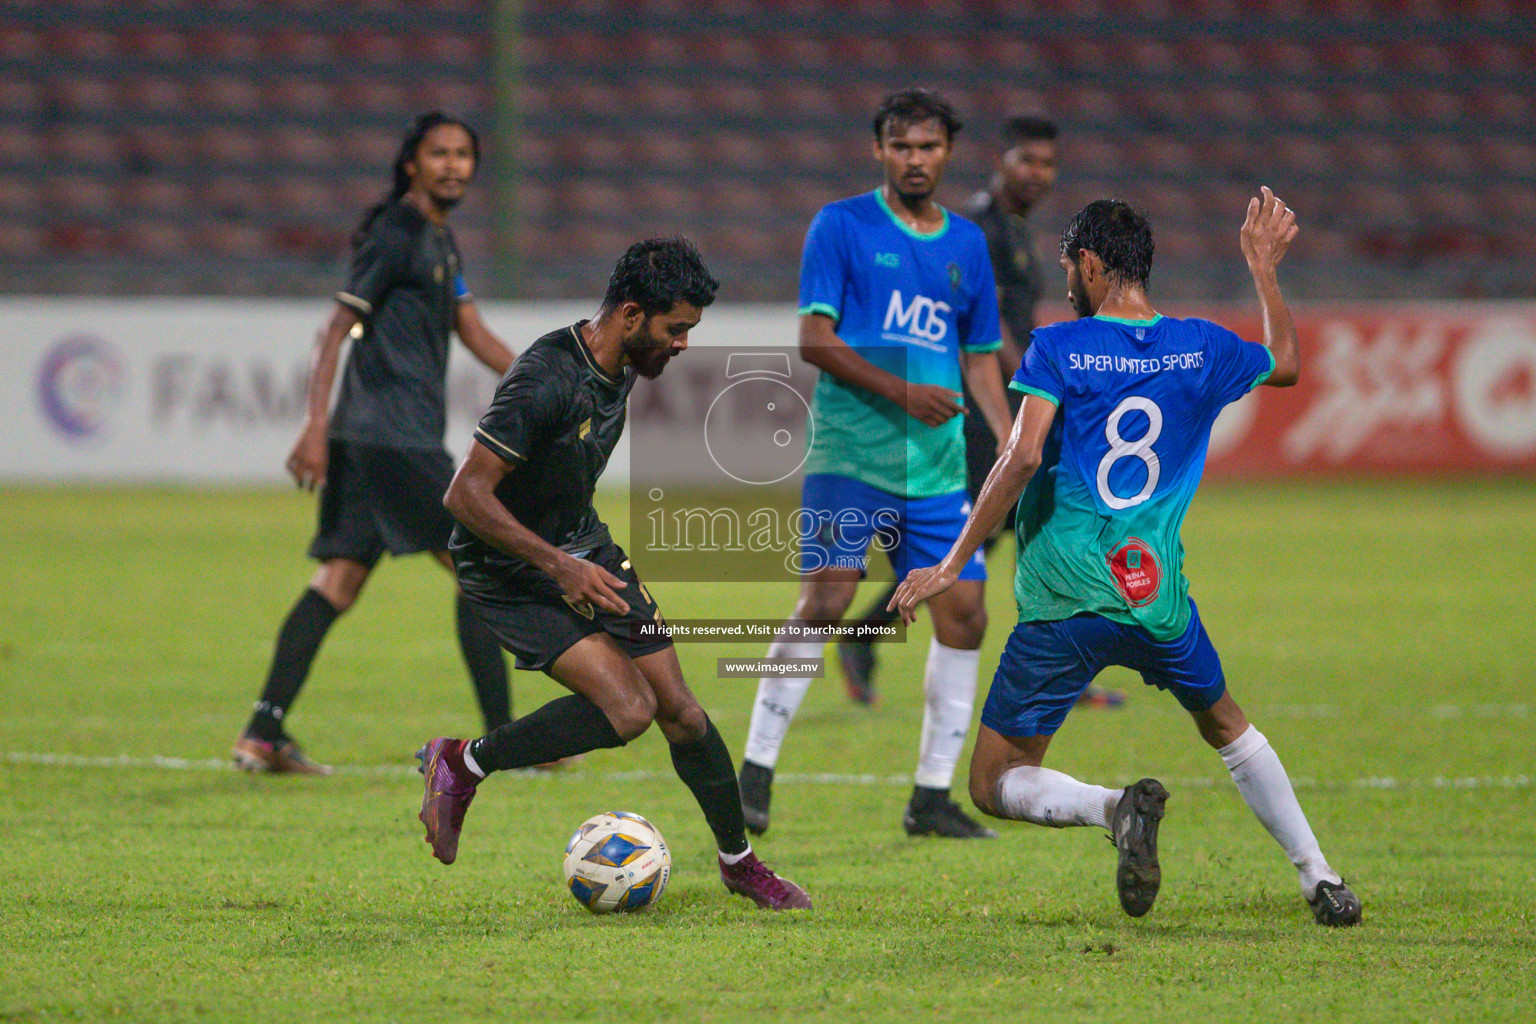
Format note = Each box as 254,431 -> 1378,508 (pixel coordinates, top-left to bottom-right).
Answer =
883,290 -> 951,343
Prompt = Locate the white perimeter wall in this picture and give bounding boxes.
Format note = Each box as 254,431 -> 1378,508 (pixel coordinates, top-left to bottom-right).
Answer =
1,298 -> 801,484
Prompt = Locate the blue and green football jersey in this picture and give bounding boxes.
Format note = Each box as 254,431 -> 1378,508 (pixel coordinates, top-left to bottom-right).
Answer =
1010,314 -> 1275,639
798,190 -> 1001,498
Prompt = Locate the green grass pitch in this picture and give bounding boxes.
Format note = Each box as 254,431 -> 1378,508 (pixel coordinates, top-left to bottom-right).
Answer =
1,480 -> 1533,1022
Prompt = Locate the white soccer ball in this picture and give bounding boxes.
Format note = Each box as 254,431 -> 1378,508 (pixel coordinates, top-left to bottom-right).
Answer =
562,811 -> 671,914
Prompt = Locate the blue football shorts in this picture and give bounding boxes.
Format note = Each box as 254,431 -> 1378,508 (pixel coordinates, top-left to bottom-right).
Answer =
796,473 -> 986,581
981,598 -> 1227,737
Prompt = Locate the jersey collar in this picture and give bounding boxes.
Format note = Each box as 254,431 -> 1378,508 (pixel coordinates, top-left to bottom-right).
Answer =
1093,314 -> 1163,327
874,188 -> 949,241
569,322 -> 625,386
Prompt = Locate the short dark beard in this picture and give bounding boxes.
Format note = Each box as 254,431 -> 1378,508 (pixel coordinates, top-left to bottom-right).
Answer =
622,330 -> 672,379
1070,286 -> 1094,319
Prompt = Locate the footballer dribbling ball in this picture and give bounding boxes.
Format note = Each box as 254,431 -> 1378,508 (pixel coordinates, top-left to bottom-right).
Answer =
562,811 -> 671,914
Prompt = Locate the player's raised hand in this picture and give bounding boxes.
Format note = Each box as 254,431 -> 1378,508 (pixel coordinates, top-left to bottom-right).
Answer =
1240,186 -> 1299,271
903,383 -> 965,427
286,422 -> 329,491
552,554 -> 630,616
888,564 -> 958,624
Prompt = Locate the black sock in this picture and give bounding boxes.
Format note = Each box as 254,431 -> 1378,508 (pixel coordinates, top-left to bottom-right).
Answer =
847,581 -> 901,644
456,593 -> 511,730
670,718 -> 750,856
468,694 -> 624,773
245,588 -> 340,742
910,784 -> 952,809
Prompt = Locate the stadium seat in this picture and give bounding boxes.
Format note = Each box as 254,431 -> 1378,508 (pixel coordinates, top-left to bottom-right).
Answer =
123,75 -> 190,114
191,28 -> 263,62
49,127 -> 120,167
759,33 -> 831,69
0,76 -> 43,115
408,31 -> 485,66
338,78 -> 411,115
968,36 -> 1047,72
265,78 -> 337,116
1476,137 -> 1536,176
195,74 -> 263,114
1265,86 -> 1327,125
697,131 -> 768,171
268,178 -> 337,217
1331,87 -> 1397,126
196,221 -> 273,259
121,127 -> 194,171
1252,39 -> 1319,74
50,77 -> 118,115
1130,87 -> 1193,127
199,176 -> 264,216
0,25 -> 41,61
196,127 -> 265,168
559,179 -> 630,218
0,223 -> 44,259
412,79 -> 487,114
1469,87 -> 1530,124
120,177 -> 193,215
554,135 -> 627,171
634,131 -> 700,171
121,26 -> 188,62
44,25 -> 116,60
1055,136 -> 1117,175
118,219 -> 189,257
49,223 -> 117,256
1197,86 -> 1261,125
700,79 -> 764,119
629,78 -> 698,118
0,174 -> 38,212
337,31 -> 406,65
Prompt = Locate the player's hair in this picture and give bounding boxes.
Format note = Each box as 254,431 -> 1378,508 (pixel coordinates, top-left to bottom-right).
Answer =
352,111 -> 480,246
872,88 -> 963,142
1060,199 -> 1155,287
1002,114 -> 1058,147
600,237 -> 720,317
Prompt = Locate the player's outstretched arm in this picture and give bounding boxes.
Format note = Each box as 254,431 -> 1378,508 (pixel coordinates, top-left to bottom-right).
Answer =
444,442 -> 630,614
454,300 -> 515,376
960,349 -> 1014,455
1241,186 -> 1301,388
286,303 -> 361,490
798,313 -> 963,427
888,395 -> 1058,623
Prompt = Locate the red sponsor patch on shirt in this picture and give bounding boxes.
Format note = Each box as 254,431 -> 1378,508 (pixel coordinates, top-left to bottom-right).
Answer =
1106,538 -> 1161,607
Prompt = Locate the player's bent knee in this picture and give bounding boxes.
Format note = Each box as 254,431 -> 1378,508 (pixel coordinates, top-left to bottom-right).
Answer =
660,701 -> 709,742
969,768 -> 1002,818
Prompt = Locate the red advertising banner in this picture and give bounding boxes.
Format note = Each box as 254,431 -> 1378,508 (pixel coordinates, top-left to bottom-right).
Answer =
1041,303 -> 1536,477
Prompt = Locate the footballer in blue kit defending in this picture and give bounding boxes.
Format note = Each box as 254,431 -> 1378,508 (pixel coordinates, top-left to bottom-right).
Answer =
739,89 -> 1015,841
892,190 -> 1361,926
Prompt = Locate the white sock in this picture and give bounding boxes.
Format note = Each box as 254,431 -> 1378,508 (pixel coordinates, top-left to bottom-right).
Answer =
742,637 -> 825,769
913,639 -> 981,789
461,743 -> 485,778
718,844 -> 752,865
995,765 -> 1119,828
1219,725 -> 1340,896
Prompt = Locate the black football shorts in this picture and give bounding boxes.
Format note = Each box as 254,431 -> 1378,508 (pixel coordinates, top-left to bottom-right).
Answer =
459,542 -> 672,672
308,440 -> 458,567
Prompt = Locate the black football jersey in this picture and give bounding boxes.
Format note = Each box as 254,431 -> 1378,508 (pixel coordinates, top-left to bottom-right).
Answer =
964,189 -> 1043,350
450,322 -> 635,584
331,199 -> 470,449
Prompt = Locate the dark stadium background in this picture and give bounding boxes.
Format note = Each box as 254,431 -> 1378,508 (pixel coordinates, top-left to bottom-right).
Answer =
5,0 -> 1531,304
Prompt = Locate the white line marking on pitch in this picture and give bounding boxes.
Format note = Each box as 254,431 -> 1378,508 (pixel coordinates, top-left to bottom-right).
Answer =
3,751 -> 1530,791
